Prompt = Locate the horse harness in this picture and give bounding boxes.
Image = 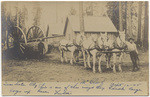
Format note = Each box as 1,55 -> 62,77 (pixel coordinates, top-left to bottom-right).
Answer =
114,37 -> 127,50
61,44 -> 74,52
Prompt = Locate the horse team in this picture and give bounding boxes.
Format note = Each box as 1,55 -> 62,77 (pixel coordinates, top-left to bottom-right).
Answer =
59,31 -> 136,73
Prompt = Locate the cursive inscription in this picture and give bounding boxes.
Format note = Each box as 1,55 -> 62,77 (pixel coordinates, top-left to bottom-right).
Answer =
3,79 -> 146,95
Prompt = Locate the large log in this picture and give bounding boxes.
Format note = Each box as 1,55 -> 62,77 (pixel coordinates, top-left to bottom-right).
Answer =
25,41 -> 48,55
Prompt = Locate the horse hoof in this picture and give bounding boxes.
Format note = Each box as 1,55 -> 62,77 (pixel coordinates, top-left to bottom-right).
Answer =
119,70 -> 122,72
113,71 -> 116,73
93,71 -> 96,73
89,66 -> 92,68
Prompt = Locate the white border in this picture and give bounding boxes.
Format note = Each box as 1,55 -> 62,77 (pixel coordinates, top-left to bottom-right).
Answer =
0,0 -> 149,97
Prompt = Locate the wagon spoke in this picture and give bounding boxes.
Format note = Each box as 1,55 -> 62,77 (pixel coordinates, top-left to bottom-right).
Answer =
19,46 -> 24,54
27,26 -> 44,41
33,27 -> 35,38
9,33 -> 13,38
35,27 -> 40,37
20,44 -> 25,49
31,28 -> 34,38
29,29 -> 33,39
7,34 -> 15,49
37,30 -> 43,38
39,34 -> 44,38
8,35 -> 14,42
34,26 -> 38,38
8,42 -> 14,47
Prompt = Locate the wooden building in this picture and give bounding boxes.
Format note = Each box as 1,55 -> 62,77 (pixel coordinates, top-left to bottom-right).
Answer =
63,16 -> 118,41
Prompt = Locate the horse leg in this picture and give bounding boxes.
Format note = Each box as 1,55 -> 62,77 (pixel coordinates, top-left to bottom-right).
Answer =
91,49 -> 97,73
76,51 -> 82,62
108,53 -> 112,68
86,50 -> 91,68
118,53 -> 123,72
60,48 -> 64,63
70,51 -> 73,65
73,50 -> 77,63
70,47 -> 76,65
73,54 -> 77,63
64,51 -> 68,63
98,54 -> 102,73
113,53 -> 117,73
82,48 -> 87,68
106,53 -> 109,69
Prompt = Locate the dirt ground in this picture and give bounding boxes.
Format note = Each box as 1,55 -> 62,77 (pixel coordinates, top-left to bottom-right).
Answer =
2,49 -> 149,82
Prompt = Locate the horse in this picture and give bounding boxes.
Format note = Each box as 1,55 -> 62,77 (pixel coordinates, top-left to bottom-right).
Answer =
59,33 -> 87,65
97,33 -> 115,73
59,39 -> 77,65
110,31 -> 127,73
76,33 -> 108,73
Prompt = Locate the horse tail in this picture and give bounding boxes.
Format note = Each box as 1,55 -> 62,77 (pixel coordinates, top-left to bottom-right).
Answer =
62,49 -> 64,58
59,45 -> 63,58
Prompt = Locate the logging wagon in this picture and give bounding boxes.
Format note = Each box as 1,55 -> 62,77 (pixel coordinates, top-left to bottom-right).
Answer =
6,25 -> 64,57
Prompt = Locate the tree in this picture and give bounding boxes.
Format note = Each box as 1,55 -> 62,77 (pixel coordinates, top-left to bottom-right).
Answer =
143,1 -> 149,50
126,2 -> 132,38
1,3 -> 8,49
85,2 -> 93,16
119,2 -> 123,31
137,1 -> 142,43
107,2 -> 119,30
33,5 -> 42,26
70,7 -> 76,16
79,2 -> 85,35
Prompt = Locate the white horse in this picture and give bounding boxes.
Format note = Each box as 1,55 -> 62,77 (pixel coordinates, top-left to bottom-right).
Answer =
97,33 -> 116,73
75,34 -> 97,70
82,35 -> 97,69
59,33 -> 87,65
111,31 -> 127,73
76,33 -> 108,73
59,39 -> 77,65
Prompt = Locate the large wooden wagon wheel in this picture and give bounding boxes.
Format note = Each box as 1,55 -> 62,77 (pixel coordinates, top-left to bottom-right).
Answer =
26,26 -> 45,41
26,26 -> 48,55
7,26 -> 27,54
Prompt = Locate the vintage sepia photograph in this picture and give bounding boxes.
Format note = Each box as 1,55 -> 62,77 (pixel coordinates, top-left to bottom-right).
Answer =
1,1 -> 149,96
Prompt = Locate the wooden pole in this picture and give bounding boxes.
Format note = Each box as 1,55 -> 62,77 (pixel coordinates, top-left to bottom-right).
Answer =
119,2 -> 123,31
79,2 -> 85,35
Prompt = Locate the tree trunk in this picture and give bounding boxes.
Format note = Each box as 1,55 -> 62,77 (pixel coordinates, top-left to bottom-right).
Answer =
143,1 -> 149,50
119,2 -> 123,31
137,1 -> 142,42
126,2 -> 132,39
79,2 -> 85,35
125,2 -> 127,35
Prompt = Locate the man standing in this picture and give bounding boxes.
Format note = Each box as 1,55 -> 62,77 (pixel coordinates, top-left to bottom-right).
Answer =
127,38 -> 140,72
38,40 -> 45,59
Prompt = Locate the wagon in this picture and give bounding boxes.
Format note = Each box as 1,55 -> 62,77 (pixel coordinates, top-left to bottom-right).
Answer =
6,25 -> 62,57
